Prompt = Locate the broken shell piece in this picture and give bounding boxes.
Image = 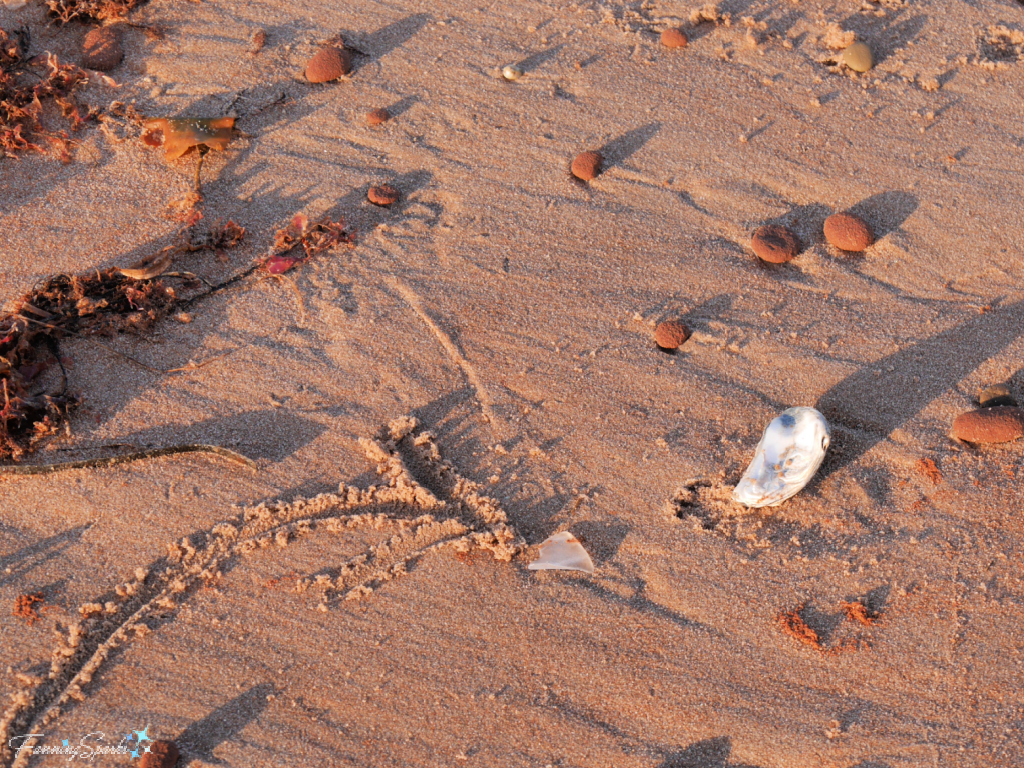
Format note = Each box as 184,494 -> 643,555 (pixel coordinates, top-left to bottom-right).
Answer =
119,249 -> 173,280
142,117 -> 236,160
527,531 -> 595,574
732,407 -> 830,508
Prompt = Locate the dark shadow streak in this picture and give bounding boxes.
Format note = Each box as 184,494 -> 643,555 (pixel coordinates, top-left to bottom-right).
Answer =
383,95 -> 418,118
0,524 -> 92,588
177,683 -> 276,766
847,191 -> 918,239
516,44 -> 564,72
660,736 -> 764,768
599,123 -> 661,168
347,13 -> 430,59
816,300 -> 1024,479
574,580 -> 720,637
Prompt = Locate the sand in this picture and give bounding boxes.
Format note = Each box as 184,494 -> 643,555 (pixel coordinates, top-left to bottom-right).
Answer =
2,0 -> 1024,765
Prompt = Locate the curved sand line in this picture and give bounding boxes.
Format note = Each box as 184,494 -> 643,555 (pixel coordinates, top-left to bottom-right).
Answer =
0,417 -> 523,768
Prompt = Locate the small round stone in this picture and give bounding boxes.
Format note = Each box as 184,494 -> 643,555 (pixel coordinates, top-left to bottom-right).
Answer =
571,151 -> 603,181
305,46 -> 351,83
661,28 -> 689,49
502,64 -> 523,81
140,740 -> 179,768
751,224 -> 802,263
82,27 -> 123,71
842,41 -> 873,72
952,407 -> 1024,444
823,212 -> 874,252
655,320 -> 691,350
979,384 -> 1016,408
367,184 -> 400,206
366,107 -> 390,125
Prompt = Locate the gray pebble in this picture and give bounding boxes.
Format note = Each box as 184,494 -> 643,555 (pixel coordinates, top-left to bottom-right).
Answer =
979,384 -> 1016,408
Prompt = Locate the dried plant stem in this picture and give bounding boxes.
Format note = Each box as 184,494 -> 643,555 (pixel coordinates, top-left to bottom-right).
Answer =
0,444 -> 256,475
193,145 -> 209,192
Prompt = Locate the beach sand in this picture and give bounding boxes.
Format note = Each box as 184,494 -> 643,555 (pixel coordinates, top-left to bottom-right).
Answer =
3,0 -> 1024,765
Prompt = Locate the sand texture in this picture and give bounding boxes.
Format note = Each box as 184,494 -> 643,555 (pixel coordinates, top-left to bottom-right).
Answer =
3,0 -> 1024,766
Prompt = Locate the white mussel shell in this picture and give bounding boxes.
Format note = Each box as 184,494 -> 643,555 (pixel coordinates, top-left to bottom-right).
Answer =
732,407 -> 830,508
527,531 -> 595,574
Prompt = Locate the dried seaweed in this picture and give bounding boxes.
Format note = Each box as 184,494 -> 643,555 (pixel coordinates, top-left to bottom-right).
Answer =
1,215 -> 349,462
264,215 -> 354,274
12,593 -> 44,624
776,604 -> 822,650
0,31 -> 93,160
0,271 -> 175,460
841,600 -> 880,626
45,0 -> 147,24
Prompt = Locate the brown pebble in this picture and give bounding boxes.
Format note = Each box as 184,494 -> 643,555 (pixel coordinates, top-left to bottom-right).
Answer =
140,740 -> 179,768
952,406 -> 1024,444
367,184 -> 400,206
661,28 -> 689,49
823,212 -> 874,252
305,46 -> 351,83
655,320 -> 691,350
571,151 -> 603,181
751,224 -> 802,263
82,27 -> 123,71
366,107 -> 390,126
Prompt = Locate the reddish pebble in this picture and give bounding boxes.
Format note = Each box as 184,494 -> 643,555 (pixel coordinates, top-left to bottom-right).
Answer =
823,212 -> 874,252
367,184 -> 400,206
366,108 -> 390,125
751,224 -> 802,263
661,28 -> 689,49
655,320 -> 691,350
140,740 -> 179,768
305,46 -> 351,83
571,151 -> 603,181
952,407 -> 1024,444
82,27 -> 123,71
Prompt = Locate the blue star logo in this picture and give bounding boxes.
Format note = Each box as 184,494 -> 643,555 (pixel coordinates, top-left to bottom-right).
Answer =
63,740 -> 69,747
128,726 -> 154,761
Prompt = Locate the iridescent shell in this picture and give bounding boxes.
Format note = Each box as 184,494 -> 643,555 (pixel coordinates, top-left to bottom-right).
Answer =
732,407 -> 830,508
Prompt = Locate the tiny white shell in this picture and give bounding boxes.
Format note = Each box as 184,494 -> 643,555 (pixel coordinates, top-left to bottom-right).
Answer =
502,64 -> 523,81
732,407 -> 830,508
527,531 -> 594,574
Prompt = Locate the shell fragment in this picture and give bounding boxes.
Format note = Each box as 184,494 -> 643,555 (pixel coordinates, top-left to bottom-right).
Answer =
732,407 -> 830,508
527,531 -> 595,574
